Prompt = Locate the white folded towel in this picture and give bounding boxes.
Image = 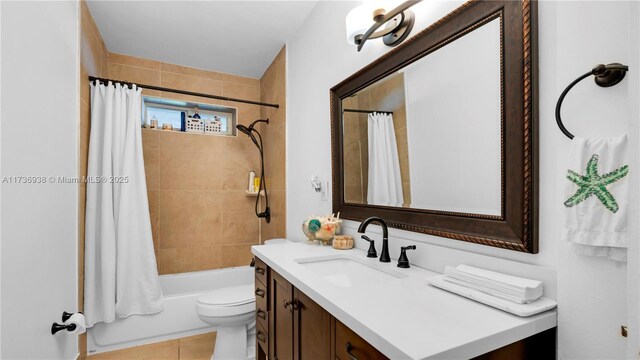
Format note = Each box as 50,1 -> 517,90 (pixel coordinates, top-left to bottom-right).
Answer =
443,265 -> 543,304
442,276 -> 537,304
428,275 -> 557,317
562,135 -> 629,262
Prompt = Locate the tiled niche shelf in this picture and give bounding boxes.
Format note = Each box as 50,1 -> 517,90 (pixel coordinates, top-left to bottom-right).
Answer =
143,96 -> 238,137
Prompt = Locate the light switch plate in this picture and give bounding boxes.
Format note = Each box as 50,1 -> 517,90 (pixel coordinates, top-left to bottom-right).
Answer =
321,180 -> 329,201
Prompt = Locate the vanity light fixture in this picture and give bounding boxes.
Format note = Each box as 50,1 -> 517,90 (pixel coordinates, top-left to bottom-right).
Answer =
346,0 -> 422,52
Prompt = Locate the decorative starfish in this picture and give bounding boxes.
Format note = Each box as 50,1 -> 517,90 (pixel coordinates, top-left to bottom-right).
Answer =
564,154 -> 628,213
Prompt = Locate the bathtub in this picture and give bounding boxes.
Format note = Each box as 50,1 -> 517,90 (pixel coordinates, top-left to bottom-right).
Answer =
87,266 -> 254,355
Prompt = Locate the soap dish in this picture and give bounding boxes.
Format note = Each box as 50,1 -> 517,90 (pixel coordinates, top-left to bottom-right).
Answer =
245,190 -> 265,196
332,235 -> 354,250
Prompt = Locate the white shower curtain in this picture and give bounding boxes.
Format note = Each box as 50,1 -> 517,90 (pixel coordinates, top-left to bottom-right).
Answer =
84,81 -> 163,327
367,112 -> 404,207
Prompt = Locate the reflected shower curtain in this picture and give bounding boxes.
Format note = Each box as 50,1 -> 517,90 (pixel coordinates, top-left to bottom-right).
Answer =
84,81 -> 163,327
367,112 -> 404,207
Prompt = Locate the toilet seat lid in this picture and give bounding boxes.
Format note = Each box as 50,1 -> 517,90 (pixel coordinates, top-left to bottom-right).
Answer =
197,284 -> 255,306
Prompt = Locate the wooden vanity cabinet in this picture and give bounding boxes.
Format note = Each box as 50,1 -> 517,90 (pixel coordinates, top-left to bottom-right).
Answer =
269,269 -> 332,360
255,258 -> 556,360
254,258 -> 269,360
293,289 -> 332,359
270,270 -> 294,360
334,319 -> 386,360
254,256 -> 389,360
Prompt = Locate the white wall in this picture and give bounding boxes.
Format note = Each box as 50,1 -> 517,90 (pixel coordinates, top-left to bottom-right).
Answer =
552,3 -> 632,358
1,1 -> 79,359
287,1 -> 638,358
628,1 -> 640,357
1,1 -> 3,355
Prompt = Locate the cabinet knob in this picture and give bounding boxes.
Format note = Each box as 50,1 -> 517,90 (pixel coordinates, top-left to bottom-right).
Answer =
257,330 -> 266,343
283,299 -> 298,312
257,309 -> 267,320
255,267 -> 265,275
255,288 -> 265,298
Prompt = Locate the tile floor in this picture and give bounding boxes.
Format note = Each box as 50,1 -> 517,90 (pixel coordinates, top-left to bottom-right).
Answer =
87,332 -> 216,360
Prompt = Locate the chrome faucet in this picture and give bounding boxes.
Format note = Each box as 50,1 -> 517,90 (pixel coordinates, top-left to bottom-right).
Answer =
357,216 -> 390,263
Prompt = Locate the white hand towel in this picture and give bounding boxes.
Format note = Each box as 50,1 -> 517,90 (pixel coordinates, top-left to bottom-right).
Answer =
442,276 -> 536,304
428,275 -> 557,317
562,135 -> 629,262
446,265 -> 543,297
444,265 -> 543,302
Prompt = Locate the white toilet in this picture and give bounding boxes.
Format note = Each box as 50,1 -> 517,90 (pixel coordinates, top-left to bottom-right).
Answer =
196,284 -> 256,360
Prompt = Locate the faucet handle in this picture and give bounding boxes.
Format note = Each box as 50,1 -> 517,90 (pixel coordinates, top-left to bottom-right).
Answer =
361,235 -> 377,258
397,245 -> 416,268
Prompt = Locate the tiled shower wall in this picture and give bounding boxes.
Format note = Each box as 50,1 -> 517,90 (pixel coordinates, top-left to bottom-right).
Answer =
142,128 -> 261,274
260,47 -> 287,240
342,96 -> 369,204
79,2 -> 287,341
110,52 -> 264,274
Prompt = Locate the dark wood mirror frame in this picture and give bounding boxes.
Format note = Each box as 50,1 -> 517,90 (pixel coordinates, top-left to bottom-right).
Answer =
331,0 -> 538,253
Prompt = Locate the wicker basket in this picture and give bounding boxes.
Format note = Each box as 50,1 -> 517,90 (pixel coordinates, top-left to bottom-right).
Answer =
185,117 -> 204,133
332,235 -> 354,250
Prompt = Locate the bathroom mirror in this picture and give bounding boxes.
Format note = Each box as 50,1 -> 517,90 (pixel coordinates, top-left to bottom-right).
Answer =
331,0 -> 538,252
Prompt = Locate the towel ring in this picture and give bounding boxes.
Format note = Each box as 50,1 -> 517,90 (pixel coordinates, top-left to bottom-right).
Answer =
555,63 -> 629,139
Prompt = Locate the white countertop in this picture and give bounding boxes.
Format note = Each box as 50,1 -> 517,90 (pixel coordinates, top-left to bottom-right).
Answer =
252,241 -> 557,360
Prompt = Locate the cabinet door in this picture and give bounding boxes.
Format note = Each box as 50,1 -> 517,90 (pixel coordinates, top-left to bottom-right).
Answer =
293,289 -> 331,360
270,270 -> 294,360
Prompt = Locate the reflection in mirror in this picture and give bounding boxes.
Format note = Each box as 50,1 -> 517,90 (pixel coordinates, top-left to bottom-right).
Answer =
342,18 -> 502,216
343,72 -> 410,208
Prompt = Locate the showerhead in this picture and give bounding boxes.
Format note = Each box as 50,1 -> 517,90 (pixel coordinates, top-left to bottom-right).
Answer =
236,119 -> 269,149
236,124 -> 251,135
236,123 -> 259,148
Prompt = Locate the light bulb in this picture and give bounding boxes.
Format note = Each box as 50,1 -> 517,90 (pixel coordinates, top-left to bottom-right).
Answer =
346,4 -> 370,45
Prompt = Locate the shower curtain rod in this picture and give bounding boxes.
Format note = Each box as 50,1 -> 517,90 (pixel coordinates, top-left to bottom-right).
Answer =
88,76 -> 280,109
343,108 -> 393,115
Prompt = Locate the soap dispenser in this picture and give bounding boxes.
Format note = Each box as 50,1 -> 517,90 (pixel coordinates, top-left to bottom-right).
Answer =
397,245 -> 416,268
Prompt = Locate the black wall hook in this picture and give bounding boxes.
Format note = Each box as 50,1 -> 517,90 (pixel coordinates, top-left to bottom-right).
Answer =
555,63 -> 629,139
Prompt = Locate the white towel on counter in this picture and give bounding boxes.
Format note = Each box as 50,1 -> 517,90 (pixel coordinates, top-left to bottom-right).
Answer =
442,277 -> 536,304
428,275 -> 557,317
562,135 -> 629,262
443,265 -> 543,304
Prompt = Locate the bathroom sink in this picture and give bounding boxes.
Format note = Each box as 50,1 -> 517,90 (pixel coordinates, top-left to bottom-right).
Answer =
295,255 -> 406,287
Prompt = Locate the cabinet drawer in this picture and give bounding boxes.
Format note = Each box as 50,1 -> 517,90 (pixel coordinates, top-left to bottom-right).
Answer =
335,320 -> 387,360
255,286 -> 268,331
256,320 -> 268,355
255,278 -> 268,315
254,257 -> 268,285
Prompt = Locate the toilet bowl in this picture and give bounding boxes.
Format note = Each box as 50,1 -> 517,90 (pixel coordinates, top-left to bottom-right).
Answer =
196,284 -> 256,360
